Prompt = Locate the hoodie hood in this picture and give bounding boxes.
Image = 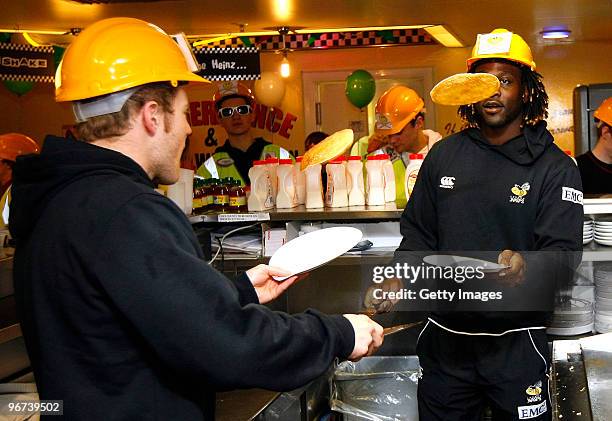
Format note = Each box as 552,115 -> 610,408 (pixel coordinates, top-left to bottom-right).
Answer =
9,135 -> 153,243
465,120 -> 554,165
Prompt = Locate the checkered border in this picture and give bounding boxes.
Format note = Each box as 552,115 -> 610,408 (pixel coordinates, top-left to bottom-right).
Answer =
198,29 -> 435,50
0,74 -> 53,83
197,47 -> 258,54
205,74 -> 260,81
0,43 -> 54,53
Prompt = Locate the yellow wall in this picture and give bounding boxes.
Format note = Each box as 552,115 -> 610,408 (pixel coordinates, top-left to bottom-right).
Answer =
1,40 -> 610,158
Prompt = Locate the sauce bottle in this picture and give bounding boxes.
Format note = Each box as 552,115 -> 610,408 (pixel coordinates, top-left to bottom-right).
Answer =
229,179 -> 247,212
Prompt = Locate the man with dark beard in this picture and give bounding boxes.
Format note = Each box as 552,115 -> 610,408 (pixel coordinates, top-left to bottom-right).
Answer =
396,29 -> 582,420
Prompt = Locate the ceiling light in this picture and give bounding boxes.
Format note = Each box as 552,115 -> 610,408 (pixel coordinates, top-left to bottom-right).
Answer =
541,27 -> 571,39
424,25 -> 464,47
278,27 -> 291,78
22,32 -> 42,47
0,28 -> 66,35
280,54 -> 291,78
192,25 -> 432,40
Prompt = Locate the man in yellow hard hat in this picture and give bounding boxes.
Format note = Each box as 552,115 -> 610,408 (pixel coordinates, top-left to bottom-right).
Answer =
576,97 -> 612,194
351,85 -> 442,201
196,81 -> 292,185
9,17 -> 382,421
390,28 -> 582,420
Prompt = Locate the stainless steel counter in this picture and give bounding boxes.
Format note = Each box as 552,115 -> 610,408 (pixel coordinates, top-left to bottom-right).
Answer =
552,333 -> 612,421
216,389 -> 279,420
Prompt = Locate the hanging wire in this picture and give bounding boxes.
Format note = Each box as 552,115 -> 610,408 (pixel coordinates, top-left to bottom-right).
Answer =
208,223 -> 259,264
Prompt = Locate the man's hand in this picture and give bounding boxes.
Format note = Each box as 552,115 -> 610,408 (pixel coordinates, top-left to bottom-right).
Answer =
245,265 -> 301,304
367,133 -> 388,153
497,250 -> 526,287
342,314 -> 384,361
363,277 -> 403,313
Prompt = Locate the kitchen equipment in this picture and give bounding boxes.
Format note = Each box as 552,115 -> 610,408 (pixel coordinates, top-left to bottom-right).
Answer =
331,356 -> 420,421
573,83 -> 612,155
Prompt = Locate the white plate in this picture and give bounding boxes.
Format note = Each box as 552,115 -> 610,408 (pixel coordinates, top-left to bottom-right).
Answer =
422,254 -> 509,273
269,227 -> 363,281
547,323 -> 594,336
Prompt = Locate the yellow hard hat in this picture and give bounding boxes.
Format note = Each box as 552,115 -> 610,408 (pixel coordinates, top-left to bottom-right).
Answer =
55,17 -> 209,102
213,81 -> 255,107
374,86 -> 424,136
594,97 -> 612,127
467,28 -> 536,71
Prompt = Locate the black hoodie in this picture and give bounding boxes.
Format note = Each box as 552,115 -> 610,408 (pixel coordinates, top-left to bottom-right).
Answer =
396,121 -> 583,333
10,136 -> 354,420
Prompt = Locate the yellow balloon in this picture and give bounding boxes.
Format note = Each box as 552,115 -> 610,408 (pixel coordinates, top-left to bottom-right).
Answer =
254,71 -> 286,107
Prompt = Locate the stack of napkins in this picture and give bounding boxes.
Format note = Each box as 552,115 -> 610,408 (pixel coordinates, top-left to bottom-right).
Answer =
264,228 -> 287,257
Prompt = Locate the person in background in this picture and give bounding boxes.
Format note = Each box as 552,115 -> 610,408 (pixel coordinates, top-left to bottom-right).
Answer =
196,82 -> 292,185
576,97 -> 612,194
0,133 -> 40,230
351,86 -> 442,201
10,17 -> 383,421
305,131 -> 329,151
391,28 -> 582,420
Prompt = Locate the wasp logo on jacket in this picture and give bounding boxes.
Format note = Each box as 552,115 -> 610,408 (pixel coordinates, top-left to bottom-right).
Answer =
510,182 -> 530,204
525,380 -> 543,403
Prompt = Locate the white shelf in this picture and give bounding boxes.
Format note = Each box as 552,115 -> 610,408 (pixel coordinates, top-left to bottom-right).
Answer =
584,198 -> 612,215
582,242 -> 612,261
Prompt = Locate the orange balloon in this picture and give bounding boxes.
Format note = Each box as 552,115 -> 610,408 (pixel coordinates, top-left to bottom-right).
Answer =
0,133 -> 40,197
0,133 -> 40,162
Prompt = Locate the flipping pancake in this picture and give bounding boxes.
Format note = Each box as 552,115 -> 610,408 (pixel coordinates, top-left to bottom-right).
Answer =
301,129 -> 354,170
430,73 -> 500,106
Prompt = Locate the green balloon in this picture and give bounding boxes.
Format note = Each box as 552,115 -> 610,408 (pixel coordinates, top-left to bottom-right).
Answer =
345,69 -> 376,109
53,46 -> 66,68
3,80 -> 35,96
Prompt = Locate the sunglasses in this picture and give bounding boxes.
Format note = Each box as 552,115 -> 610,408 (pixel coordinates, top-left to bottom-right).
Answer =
218,105 -> 252,118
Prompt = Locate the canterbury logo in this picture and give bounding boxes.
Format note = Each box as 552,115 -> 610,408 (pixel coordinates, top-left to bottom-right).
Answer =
439,176 -> 455,189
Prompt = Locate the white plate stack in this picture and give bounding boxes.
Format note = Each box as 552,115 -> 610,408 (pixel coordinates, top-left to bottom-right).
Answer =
594,263 -> 612,333
583,218 -> 594,245
547,298 -> 594,336
594,216 -> 612,246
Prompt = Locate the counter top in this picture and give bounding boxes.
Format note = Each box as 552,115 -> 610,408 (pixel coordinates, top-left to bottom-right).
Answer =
216,389 -> 279,420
